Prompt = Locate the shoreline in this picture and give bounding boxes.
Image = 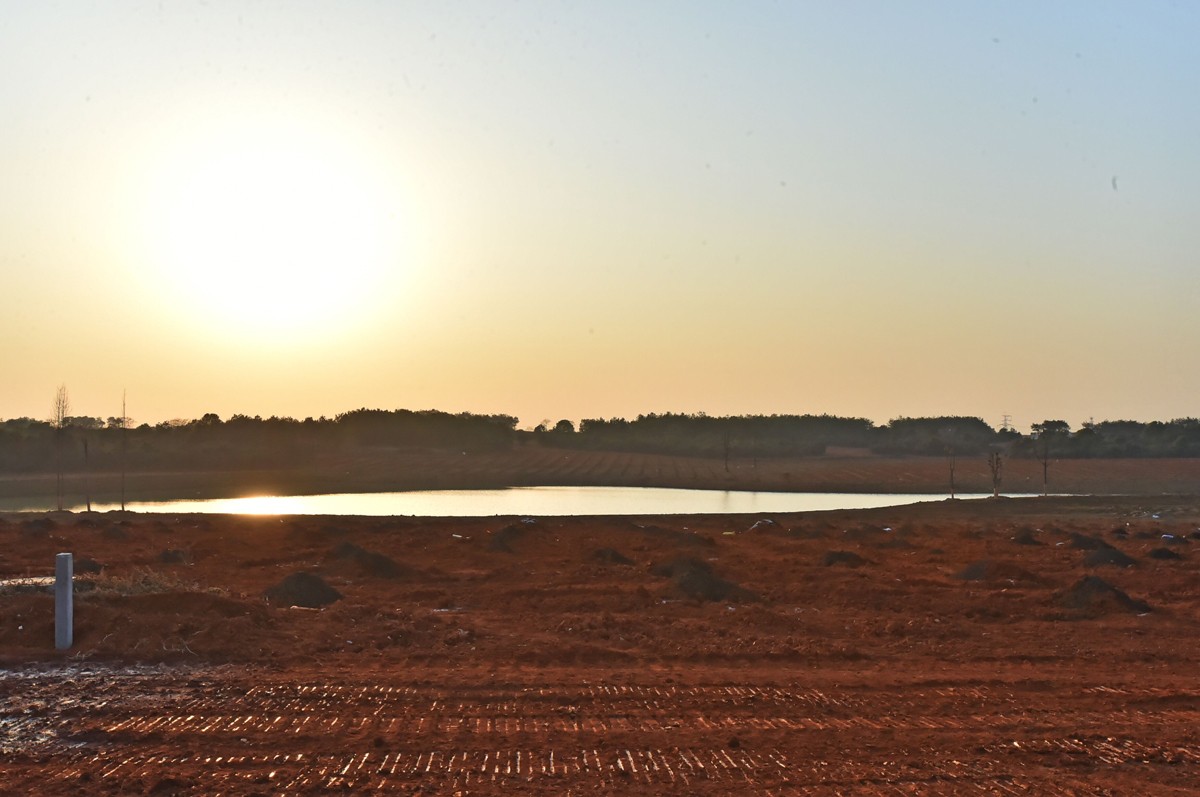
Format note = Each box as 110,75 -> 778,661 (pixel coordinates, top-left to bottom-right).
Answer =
2,448 -> 1198,507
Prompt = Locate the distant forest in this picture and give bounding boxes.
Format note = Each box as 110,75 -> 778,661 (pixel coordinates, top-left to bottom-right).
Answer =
2,408 -> 1200,474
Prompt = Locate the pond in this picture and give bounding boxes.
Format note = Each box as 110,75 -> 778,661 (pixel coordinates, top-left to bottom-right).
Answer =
12,486 -> 1022,516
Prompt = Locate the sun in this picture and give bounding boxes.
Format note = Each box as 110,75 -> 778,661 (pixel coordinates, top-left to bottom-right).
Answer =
140,118 -> 403,346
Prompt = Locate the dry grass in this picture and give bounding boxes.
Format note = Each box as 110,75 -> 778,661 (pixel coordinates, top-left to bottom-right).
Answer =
91,567 -> 226,597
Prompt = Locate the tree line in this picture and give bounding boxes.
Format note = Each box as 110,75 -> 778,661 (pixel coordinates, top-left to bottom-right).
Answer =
3,405 -> 1199,475
0,408 -> 519,473
538,414 -> 1200,459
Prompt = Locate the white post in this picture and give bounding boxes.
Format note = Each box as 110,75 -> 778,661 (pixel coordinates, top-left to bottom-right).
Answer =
55,553 -> 73,650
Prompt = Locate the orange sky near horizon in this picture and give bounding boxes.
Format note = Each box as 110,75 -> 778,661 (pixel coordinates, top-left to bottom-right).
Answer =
2,3 -> 1197,433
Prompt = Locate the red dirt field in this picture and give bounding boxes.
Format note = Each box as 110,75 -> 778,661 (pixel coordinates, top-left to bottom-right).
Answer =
4,496 -> 1200,794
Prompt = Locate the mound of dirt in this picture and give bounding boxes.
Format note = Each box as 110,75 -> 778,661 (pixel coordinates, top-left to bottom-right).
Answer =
20,518 -> 54,538
264,572 -> 342,608
650,557 -> 707,579
74,556 -> 104,575
1012,528 -> 1042,545
1083,548 -> 1136,568
956,560 -> 1042,584
487,524 -> 526,553
102,525 -> 129,540
1148,547 -> 1183,560
1070,533 -> 1112,550
1056,576 -> 1150,615
650,556 -> 757,603
589,548 -> 634,566
332,542 -> 412,579
822,551 -> 868,567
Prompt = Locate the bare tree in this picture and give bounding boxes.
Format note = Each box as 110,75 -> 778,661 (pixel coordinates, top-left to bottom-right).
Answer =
83,438 -> 91,512
1031,421 -> 1068,497
987,451 -> 1003,498
51,384 -> 70,511
52,384 -> 70,428
1037,436 -> 1051,497
120,391 -> 128,512
939,428 -> 957,499
947,446 -> 957,499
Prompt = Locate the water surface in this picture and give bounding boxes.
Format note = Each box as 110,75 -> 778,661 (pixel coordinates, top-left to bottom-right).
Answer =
34,486 -> 1017,516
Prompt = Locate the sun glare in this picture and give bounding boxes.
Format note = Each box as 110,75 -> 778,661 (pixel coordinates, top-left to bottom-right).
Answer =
213,495 -> 312,515
140,119 -> 404,346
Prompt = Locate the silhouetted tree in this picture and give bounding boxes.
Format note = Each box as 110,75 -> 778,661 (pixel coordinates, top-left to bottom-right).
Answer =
1038,439 -> 1051,495
1031,421 -> 1068,496
879,416 -> 996,456
1032,420 -> 1070,437
987,451 -> 1003,498
51,385 -> 69,511
938,427 -> 960,499
119,391 -> 129,511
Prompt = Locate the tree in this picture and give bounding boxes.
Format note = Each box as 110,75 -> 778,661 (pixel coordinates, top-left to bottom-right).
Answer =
1032,420 -> 1070,437
1037,437 -> 1052,496
82,437 -> 91,512
51,385 -> 70,511
987,451 -> 1003,498
938,427 -> 958,499
52,384 -> 69,430
947,447 -> 957,499
553,419 -> 576,434
119,391 -> 129,511
1031,421 -> 1068,496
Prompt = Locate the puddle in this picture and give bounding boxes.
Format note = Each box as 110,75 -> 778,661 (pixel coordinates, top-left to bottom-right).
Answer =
0,576 -> 95,594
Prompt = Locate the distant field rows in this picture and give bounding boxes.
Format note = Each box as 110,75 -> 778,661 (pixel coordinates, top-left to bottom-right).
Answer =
2,447 -> 1198,503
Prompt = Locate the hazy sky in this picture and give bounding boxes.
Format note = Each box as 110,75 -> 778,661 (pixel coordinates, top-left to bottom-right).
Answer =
2,2 -> 1197,430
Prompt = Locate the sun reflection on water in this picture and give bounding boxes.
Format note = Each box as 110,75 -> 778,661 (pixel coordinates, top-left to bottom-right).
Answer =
205,495 -> 313,515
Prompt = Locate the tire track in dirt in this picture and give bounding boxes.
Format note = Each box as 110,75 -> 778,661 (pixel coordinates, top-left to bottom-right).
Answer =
7,667 -> 1200,794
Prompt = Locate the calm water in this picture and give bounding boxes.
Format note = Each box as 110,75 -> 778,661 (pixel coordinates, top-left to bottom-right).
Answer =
21,486 -> 1015,516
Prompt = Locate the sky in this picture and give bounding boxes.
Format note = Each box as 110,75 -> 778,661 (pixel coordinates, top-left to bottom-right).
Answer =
2,1 -> 1198,432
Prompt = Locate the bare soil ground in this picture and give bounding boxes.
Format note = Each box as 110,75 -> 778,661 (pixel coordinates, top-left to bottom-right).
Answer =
3,495 -> 1200,793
